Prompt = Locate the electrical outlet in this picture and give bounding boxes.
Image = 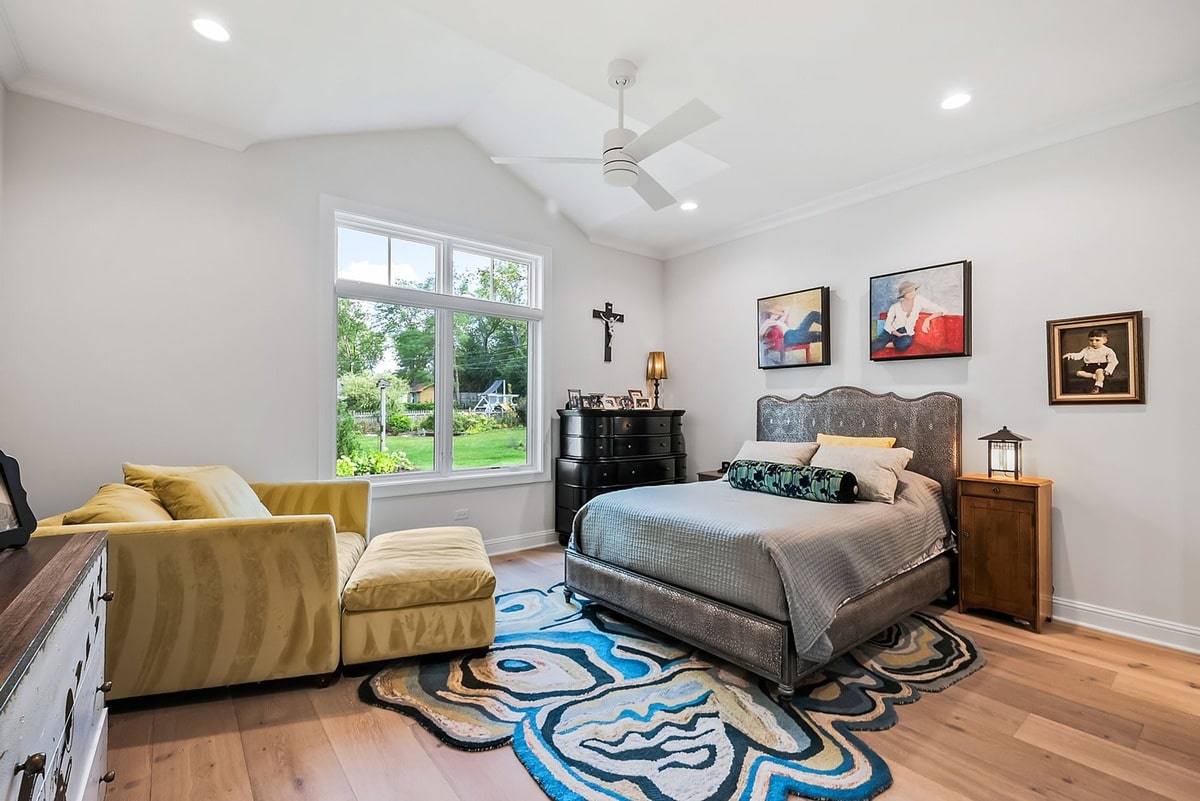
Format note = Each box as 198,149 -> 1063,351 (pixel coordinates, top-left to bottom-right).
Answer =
453,508 -> 469,521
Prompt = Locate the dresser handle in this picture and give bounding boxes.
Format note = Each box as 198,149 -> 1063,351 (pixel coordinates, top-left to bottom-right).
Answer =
961,531 -> 969,538
100,591 -> 115,602
100,771 -> 117,784
14,753 -> 45,776
14,753 -> 45,801
991,487 -> 1001,495
98,681 -> 113,693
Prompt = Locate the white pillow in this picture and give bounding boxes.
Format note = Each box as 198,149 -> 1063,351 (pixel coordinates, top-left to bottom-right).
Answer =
810,444 -> 914,503
729,440 -> 820,468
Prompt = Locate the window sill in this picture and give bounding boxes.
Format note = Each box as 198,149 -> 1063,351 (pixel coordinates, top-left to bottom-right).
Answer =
366,466 -> 551,498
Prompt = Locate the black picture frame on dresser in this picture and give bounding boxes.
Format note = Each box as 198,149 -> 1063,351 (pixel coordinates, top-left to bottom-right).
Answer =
555,408 -> 687,545
0,450 -> 37,550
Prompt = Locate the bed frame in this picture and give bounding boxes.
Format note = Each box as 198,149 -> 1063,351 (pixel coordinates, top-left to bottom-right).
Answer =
564,386 -> 962,698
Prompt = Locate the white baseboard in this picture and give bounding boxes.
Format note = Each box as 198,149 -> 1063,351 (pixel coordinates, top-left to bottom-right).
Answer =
485,528 -> 560,556
1053,597 -> 1200,654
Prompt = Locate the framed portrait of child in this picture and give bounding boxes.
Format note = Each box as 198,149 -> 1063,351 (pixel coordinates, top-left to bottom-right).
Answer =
1046,311 -> 1144,404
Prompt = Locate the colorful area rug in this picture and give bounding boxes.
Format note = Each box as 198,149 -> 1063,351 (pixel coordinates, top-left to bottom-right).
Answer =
360,585 -> 984,801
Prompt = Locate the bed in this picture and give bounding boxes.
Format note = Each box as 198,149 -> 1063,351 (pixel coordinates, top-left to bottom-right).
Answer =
563,386 -> 962,698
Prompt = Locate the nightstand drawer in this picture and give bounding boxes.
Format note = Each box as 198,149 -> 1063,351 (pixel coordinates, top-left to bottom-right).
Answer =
960,480 -> 1037,503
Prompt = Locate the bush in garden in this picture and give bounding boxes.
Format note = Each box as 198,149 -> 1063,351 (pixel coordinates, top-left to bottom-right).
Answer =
335,449 -> 415,476
417,414 -> 435,432
387,412 -> 414,434
336,402 -> 362,459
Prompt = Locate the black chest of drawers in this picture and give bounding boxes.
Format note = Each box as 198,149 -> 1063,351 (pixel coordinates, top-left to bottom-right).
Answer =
555,408 -> 687,544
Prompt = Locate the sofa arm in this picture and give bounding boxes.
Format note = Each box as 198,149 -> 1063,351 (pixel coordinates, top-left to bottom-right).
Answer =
251,478 -> 371,537
36,515 -> 342,700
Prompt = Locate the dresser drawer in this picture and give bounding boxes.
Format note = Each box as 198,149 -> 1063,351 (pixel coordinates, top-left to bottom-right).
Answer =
611,415 -> 679,436
560,436 -> 613,459
960,480 -> 1037,503
556,459 -> 619,487
618,457 -> 679,483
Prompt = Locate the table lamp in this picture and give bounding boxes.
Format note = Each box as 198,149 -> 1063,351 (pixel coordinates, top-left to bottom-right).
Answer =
646,351 -> 668,410
979,426 -> 1029,480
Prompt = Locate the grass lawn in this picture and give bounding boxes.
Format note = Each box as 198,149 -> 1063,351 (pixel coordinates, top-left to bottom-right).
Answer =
355,427 -> 527,471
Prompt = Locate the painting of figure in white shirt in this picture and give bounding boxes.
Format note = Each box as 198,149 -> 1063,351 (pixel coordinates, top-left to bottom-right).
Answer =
1063,328 -> 1118,394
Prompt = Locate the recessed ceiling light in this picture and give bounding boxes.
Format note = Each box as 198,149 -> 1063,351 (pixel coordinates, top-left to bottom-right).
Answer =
680,201 -> 699,211
941,92 -> 971,110
192,18 -> 230,42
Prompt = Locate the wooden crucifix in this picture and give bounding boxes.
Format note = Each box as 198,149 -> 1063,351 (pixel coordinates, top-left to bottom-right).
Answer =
592,302 -> 625,362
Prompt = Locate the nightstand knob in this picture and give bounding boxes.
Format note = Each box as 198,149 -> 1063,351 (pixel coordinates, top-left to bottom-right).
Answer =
961,531 -> 969,538
100,591 -> 115,602
991,487 -> 1001,495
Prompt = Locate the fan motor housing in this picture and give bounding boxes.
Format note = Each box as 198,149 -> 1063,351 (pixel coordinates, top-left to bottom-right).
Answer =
602,127 -> 638,187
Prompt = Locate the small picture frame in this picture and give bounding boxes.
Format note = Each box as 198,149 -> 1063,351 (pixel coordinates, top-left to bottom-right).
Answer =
1046,310 -> 1144,404
1,450 -> 37,551
601,395 -> 620,410
869,260 -> 971,361
633,397 -> 652,409
583,393 -> 604,409
627,389 -> 645,399
758,286 -> 831,369
565,388 -> 582,410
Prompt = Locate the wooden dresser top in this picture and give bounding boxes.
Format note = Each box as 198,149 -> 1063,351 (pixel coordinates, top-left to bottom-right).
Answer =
0,531 -> 106,708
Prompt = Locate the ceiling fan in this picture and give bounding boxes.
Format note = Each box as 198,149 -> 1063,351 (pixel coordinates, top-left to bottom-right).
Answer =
491,59 -> 720,211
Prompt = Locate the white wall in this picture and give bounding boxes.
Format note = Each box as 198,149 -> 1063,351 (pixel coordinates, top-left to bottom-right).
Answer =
665,104 -> 1196,650
0,94 -> 664,549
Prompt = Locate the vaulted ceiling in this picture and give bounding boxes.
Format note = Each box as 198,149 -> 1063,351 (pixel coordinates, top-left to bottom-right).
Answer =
2,1 -> 1198,258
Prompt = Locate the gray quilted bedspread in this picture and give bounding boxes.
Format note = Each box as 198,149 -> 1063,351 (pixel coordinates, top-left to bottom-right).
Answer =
571,470 -> 952,662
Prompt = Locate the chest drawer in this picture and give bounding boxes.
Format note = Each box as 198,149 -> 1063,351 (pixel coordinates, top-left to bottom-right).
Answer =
618,457 -> 680,484
960,480 -> 1037,503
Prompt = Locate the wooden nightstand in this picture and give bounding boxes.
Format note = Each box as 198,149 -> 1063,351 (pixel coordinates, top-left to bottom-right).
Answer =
957,473 -> 1053,632
697,469 -> 726,482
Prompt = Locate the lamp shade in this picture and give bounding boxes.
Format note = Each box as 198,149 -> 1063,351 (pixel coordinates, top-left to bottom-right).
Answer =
646,351 -> 668,380
979,426 -> 1029,480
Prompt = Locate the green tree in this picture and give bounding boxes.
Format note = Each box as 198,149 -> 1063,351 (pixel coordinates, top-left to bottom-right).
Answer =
337,299 -> 386,375
452,260 -> 529,395
339,372 -> 409,415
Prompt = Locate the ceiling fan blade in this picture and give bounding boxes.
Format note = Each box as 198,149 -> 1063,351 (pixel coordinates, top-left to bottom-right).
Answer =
491,156 -> 601,165
623,98 -> 720,162
632,168 -> 677,211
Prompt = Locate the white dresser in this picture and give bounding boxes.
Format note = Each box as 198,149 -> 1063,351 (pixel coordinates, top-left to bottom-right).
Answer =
0,532 -> 111,801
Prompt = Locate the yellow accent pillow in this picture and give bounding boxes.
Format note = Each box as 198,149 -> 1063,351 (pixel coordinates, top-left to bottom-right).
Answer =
152,466 -> 272,520
816,433 -> 897,448
122,462 -> 218,492
63,483 -> 173,525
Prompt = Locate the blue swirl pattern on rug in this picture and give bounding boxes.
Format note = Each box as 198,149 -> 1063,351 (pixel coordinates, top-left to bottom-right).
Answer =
361,584 -> 983,801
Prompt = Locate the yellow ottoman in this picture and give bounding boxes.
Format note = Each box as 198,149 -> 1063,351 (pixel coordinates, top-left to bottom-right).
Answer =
341,526 -> 496,665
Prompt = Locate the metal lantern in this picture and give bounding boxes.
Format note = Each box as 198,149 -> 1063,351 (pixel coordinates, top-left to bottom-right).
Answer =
646,351 -> 668,410
979,426 -> 1030,480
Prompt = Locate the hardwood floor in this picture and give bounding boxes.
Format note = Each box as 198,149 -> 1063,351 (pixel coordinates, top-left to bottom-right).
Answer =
106,546 -> 1200,800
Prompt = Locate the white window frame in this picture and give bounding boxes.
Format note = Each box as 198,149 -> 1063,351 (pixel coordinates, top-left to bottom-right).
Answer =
319,195 -> 551,497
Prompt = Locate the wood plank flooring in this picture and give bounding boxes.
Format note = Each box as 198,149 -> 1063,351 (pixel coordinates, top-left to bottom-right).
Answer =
105,546 -> 1200,800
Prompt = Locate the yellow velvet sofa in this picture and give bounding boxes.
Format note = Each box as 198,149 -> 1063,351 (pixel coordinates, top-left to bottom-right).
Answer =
36,476 -> 371,700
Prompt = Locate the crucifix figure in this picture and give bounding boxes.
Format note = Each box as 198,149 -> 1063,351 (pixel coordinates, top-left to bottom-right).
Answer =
592,302 -> 625,362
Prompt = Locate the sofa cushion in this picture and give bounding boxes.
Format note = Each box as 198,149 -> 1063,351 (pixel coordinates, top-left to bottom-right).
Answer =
63,483 -> 172,525
343,526 -> 495,612
336,531 -> 367,592
123,463 -> 218,492
152,466 -> 272,520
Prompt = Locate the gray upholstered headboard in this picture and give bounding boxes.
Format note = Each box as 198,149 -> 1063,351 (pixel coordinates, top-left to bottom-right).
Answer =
757,386 -> 962,516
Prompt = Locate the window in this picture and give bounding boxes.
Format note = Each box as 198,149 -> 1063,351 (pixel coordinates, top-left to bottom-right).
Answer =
330,208 -> 546,493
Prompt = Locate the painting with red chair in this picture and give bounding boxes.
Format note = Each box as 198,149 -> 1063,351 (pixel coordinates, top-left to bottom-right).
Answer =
758,286 -> 831,369
869,260 -> 971,361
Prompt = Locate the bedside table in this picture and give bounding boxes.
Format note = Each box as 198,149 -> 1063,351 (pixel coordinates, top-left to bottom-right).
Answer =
957,473 -> 1053,632
697,469 -> 726,482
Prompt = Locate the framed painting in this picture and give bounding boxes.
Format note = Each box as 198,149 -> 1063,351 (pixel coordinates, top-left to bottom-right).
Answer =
1047,310 -> 1144,404
1,450 -> 37,550
869,260 -> 971,361
758,286 -> 830,369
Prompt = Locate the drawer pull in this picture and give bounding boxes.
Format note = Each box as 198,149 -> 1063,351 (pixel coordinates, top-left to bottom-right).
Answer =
991,487 -> 1001,495
100,771 -> 117,784
14,753 -> 45,776
14,753 -> 45,801
98,681 -> 113,693
100,590 -> 115,602
961,531 -> 970,538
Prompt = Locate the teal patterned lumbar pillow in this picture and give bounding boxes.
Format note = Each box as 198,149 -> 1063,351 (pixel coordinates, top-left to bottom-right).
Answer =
726,459 -> 858,503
